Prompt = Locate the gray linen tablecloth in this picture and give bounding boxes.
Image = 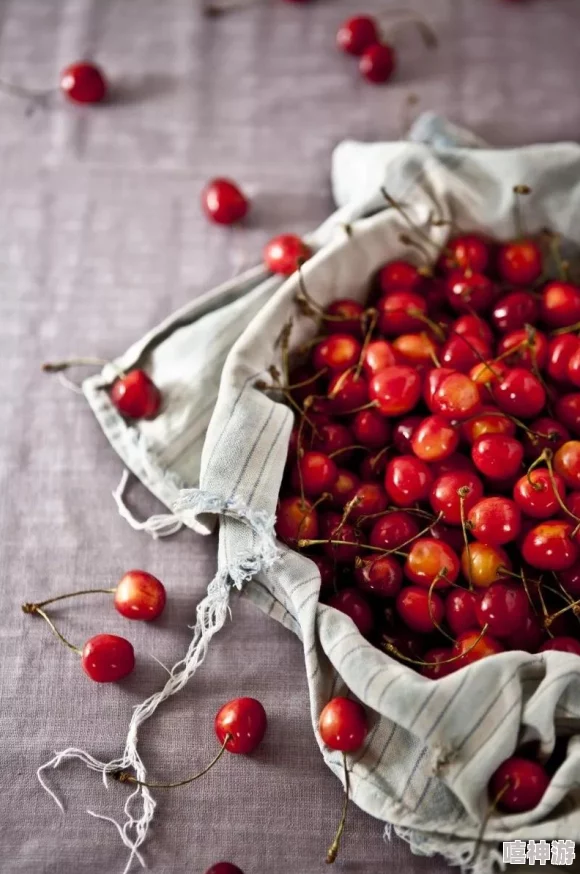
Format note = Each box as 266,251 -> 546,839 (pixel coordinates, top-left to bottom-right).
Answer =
2,1 -> 580,873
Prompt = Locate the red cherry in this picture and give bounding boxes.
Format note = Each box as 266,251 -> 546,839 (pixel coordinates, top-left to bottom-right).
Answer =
445,589 -> 479,636
475,582 -> 530,638
497,328 -> 548,371
312,422 -> 353,457
439,235 -> 491,274
508,613 -> 545,652
337,15 -> 379,55
522,520 -> 579,571
60,61 -> 107,104
201,178 -> 248,225
325,299 -> 365,336
328,588 -> 374,637
540,281 -> 580,329
263,234 -> 310,275
327,371 -> 368,414
370,511 -> 419,551
378,259 -> 422,293
204,864 -> 244,874
421,646 -> 456,680
471,434 -> 524,480
554,441 -> 580,489
513,469 -> 566,519
319,697 -> 367,752
385,455 -> 433,507
276,496 -> 319,546
404,538 -> 459,588
359,450 -> 388,481
313,333 -> 361,373
347,482 -> 387,522
329,467 -> 360,509
293,451 -> 338,497
497,239 -> 543,285
566,490 -> 580,519
361,339 -> 396,377
490,757 -> 549,813
539,636 -> 580,655
81,634 -> 135,683
445,270 -> 496,314
441,334 -> 491,374
430,471 -> 483,524
451,314 -> 494,347
378,290 -> 427,336
352,409 -> 390,448
355,555 -> 402,598
461,406 -> 515,444
392,416 -> 422,454
430,453 -> 477,478
451,629 -> 504,667
428,520 -> 465,554
493,368 -> 546,419
556,394 -> 580,436
411,415 -> 459,462
467,497 -> 521,546
214,697 -> 267,754
430,371 -> 482,420
322,517 -> 366,564
369,366 -> 422,417
114,571 -> 166,621
549,335 -> 580,386
111,370 -> 161,419
522,417 -> 569,459
396,586 -> 444,634
491,290 -> 538,335
359,43 -> 396,84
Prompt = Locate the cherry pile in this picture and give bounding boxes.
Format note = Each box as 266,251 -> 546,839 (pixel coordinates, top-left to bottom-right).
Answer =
266,213 -> 580,679
22,570 -> 166,682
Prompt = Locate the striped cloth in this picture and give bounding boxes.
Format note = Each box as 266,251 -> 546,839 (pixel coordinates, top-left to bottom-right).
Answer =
84,115 -> 580,871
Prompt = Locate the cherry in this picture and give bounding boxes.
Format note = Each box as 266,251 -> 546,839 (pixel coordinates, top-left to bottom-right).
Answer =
471,433 -> 524,481
475,582 -> 530,638
430,471 -> 483,524
110,370 -> 161,419
325,299 -> 365,336
337,15 -> 379,56
329,468 -> 360,509
554,440 -> 580,489
451,314 -> 494,347
60,61 -> 107,104
540,281 -> 580,329
393,332 -> 439,370
445,270 -> 495,314
428,520 -> 465,554
490,757 -> 549,813
361,339 -> 396,377
452,630 -> 504,667
392,416 -> 422,454
404,538 -> 459,588
396,586 -> 444,634
493,368 -> 545,419
411,415 -> 459,462
497,328 -> 548,371
369,365 -> 422,417
370,511 -> 419,551
385,455 -> 433,506
214,697 -> 267,754
461,406 -> 515,444
497,239 -> 542,285
378,259 -> 422,293
312,422 -> 353,457
328,588 -> 374,637
201,178 -> 249,225
114,570 -> 167,621
513,469 -> 566,519
351,409 -> 390,448
439,234 -> 490,274
276,496 -> 319,545
348,482 -> 388,521
522,417 -> 569,459
491,290 -> 538,335
549,336 -> 580,387
204,864 -> 244,874
359,449 -> 388,481
522,520 -> 579,571
566,490 -> 580,519
430,371 -> 482,420
321,517 -> 366,564
377,290 -> 428,336
293,451 -> 338,497
81,634 -> 135,683
429,452 -> 477,477
309,555 -> 336,593
359,43 -> 396,84
508,613 -> 545,652
462,542 -> 511,589
319,697 -> 367,752
327,371 -> 368,414
539,636 -> 580,655
313,333 -> 361,373
566,345 -> 580,388
355,555 -> 402,598
421,646 -> 456,680
556,393 -> 580,436
467,497 -> 521,546
446,589 -> 479,636
441,334 -> 491,374
263,234 -> 311,275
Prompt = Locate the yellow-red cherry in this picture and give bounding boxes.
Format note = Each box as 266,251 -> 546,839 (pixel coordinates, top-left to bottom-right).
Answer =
540,280 -> 580,329
313,333 -> 361,373
522,521 -> 579,571
461,542 -> 511,589
276,496 -> 319,546
430,371 -> 482,420
411,414 -> 459,462
404,537 -> 459,589
451,629 -> 504,667
369,365 -> 422,417
114,570 -> 166,621
554,441 -> 580,489
361,339 -> 396,377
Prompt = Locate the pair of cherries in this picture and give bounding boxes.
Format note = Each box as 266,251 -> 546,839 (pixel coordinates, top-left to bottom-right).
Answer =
23,570 -> 166,682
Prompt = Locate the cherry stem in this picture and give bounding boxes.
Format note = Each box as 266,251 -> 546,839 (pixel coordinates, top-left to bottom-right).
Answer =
22,589 -> 116,611
326,752 -> 349,864
335,496 -> 362,536
428,574 -> 455,642
287,368 -> 328,392
328,445 -> 368,459
24,606 -> 82,655
406,308 -> 446,342
274,320 -> 293,388
552,321 -> 580,337
355,309 -> 378,380
457,487 -> 474,591
296,266 -> 370,325
545,597 -> 580,627
380,189 -> 440,255
543,450 -> 580,531
519,569 -> 539,618
512,184 -> 531,239
471,781 -> 510,866
42,357 -> 114,374
114,733 -> 233,788
299,512 -> 442,558
383,624 -> 489,667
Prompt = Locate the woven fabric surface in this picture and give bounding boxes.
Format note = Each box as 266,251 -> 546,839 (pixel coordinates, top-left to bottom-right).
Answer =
3,1 -> 580,873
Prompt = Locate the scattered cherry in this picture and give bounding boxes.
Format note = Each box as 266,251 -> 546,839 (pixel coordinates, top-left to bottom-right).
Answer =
359,43 -> 396,84
60,61 -> 107,104
114,570 -> 167,621
337,15 -> 379,55
214,697 -> 267,754
264,234 -> 311,275
111,370 -> 161,419
81,634 -> 135,683
202,178 -> 249,225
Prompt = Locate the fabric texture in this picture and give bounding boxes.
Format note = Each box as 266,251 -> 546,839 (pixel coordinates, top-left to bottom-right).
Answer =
77,115 -> 580,872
